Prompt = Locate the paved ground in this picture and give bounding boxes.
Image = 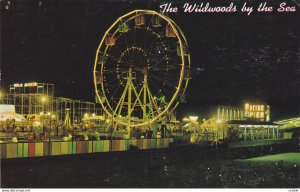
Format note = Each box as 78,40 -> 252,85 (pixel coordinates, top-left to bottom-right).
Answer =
1,146 -> 300,188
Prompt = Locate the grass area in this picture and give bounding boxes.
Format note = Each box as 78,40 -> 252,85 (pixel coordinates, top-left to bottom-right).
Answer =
241,153 -> 300,164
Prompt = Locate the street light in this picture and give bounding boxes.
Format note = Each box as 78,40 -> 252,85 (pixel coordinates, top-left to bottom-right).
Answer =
50,114 -> 55,129
189,116 -> 199,122
41,96 -> 47,115
48,114 -> 55,142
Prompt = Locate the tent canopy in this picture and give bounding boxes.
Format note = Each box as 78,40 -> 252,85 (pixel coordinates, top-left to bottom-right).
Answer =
0,112 -> 26,122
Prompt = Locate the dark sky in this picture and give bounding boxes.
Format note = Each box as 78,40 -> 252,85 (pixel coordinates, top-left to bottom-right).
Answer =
1,0 -> 299,120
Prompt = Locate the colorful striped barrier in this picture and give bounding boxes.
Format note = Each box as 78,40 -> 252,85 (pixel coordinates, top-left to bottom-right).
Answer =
121,140 -> 126,151
76,141 -> 93,154
72,141 -> 77,154
112,140 -> 129,151
43,142 -> 50,156
156,138 -> 164,148
136,139 -> 143,149
112,140 -> 120,151
142,139 -> 151,149
35,143 -> 44,157
88,141 -> 93,153
6,143 -> 18,158
51,142 -> 61,156
163,138 -> 171,148
93,140 -> 110,152
60,142 -> 73,155
17,143 -> 23,158
150,139 -> 157,148
28,143 -> 35,157
128,139 -> 138,148
0,138 -> 174,159
76,141 -> 87,154
17,143 -> 28,158
57,141 -> 76,155
0,144 -> 7,159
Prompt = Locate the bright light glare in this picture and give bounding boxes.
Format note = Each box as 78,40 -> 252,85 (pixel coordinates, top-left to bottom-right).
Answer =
189,116 -> 198,121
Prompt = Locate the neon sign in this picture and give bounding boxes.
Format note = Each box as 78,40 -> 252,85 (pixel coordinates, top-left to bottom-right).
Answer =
14,82 -> 38,88
24,82 -> 38,87
13,83 -> 23,88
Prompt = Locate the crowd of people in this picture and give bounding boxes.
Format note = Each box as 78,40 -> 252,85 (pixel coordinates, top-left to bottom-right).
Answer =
0,117 -> 184,143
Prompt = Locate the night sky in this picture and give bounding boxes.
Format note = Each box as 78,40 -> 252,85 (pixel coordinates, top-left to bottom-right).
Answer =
1,0 -> 299,120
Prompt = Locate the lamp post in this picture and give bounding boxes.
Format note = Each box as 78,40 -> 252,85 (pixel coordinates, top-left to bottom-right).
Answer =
41,96 -> 47,117
45,112 -> 50,141
49,114 -> 55,142
39,111 -> 45,136
51,114 -> 56,127
84,113 -> 88,131
92,113 -> 96,131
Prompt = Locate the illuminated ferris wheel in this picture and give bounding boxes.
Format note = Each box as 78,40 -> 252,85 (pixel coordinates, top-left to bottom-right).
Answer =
94,10 -> 190,132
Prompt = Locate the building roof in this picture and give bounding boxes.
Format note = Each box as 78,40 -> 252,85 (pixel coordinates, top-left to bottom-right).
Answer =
225,120 -> 278,125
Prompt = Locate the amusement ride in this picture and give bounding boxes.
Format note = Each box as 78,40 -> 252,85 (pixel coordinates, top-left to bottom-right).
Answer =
93,10 -> 191,136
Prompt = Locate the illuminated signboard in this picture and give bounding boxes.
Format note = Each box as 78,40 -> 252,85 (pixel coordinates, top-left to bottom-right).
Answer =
14,82 -> 38,88
14,83 -> 23,88
244,103 -> 270,122
24,82 -> 38,87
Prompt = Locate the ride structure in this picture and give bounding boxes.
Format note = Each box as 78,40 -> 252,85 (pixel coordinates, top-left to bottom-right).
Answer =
94,10 -> 191,137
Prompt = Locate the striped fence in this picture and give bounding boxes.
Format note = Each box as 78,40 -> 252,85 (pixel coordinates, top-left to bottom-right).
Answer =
0,138 -> 174,159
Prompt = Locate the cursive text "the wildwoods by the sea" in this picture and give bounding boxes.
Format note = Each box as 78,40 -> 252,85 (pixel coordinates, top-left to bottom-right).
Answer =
160,2 -> 297,14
